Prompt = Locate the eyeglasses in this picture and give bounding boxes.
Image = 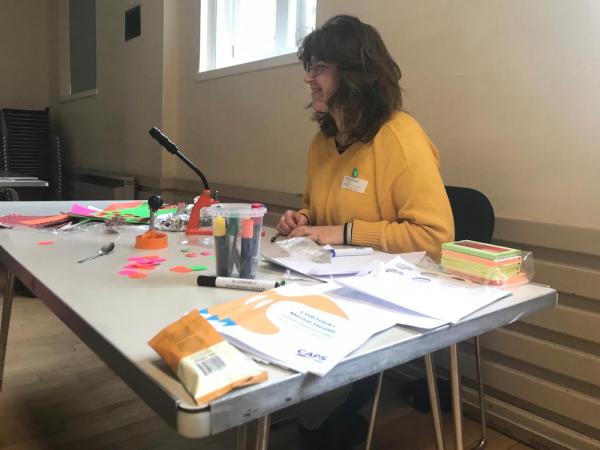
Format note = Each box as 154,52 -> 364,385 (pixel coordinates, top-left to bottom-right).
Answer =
306,61 -> 334,76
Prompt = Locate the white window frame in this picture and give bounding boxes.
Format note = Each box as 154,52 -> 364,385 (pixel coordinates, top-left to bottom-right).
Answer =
197,0 -> 315,82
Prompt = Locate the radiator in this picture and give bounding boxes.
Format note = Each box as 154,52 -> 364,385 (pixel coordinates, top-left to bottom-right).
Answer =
71,172 -> 136,200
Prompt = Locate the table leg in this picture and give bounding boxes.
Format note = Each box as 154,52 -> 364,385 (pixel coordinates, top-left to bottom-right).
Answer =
364,371 -> 384,450
237,423 -> 248,450
254,415 -> 270,450
0,271 -> 15,391
5,188 -> 19,201
470,336 -> 487,449
424,353 -> 445,450
450,344 -> 464,450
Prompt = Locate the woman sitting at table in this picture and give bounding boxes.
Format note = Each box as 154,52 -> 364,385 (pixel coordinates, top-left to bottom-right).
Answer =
277,15 -> 453,262
276,15 -> 454,449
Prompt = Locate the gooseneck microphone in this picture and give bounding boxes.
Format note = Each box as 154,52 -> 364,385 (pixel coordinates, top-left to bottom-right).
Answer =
149,127 -> 210,190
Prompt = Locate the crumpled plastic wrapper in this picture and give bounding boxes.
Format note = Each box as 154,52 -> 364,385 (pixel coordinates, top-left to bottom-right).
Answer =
276,237 -> 332,263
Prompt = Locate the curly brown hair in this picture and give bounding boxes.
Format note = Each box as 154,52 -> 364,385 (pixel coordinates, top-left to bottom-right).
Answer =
298,15 -> 402,143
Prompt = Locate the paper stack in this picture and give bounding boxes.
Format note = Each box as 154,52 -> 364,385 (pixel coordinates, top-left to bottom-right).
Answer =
441,240 -> 523,286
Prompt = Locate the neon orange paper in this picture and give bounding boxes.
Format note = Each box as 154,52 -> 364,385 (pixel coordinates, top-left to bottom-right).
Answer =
21,214 -> 69,226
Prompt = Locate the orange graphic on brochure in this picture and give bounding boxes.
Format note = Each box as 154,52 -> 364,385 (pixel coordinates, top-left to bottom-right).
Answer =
208,291 -> 348,335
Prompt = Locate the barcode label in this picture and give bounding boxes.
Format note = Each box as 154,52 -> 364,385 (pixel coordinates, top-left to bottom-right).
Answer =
193,351 -> 226,376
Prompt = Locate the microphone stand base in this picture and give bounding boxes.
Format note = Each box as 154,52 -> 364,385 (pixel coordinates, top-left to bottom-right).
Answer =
186,189 -> 219,236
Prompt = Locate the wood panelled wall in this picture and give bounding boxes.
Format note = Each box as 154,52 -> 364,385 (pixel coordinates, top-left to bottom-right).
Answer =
432,219 -> 600,450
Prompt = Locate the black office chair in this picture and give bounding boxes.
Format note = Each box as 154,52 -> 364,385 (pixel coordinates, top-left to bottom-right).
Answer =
445,186 -> 494,243
446,185 -> 494,450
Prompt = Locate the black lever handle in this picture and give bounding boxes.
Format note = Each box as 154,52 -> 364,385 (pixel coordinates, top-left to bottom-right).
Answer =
148,195 -> 163,212
149,127 -> 210,190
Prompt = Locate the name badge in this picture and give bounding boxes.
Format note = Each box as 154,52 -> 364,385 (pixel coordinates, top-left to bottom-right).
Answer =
341,175 -> 368,193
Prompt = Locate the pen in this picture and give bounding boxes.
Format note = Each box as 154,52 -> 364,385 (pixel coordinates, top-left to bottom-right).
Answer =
239,218 -> 254,278
270,232 -> 281,243
213,216 -> 229,276
328,247 -> 374,257
197,275 -> 285,291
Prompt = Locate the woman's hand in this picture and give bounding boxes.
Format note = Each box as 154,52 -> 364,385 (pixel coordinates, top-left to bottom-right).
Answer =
277,210 -> 309,235
288,225 -> 344,246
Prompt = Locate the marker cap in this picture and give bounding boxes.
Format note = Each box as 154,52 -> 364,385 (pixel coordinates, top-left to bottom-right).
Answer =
241,218 -> 254,238
197,275 -> 218,287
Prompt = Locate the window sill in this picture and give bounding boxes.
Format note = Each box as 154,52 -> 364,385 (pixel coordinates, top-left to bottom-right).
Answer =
195,53 -> 299,82
59,89 -> 98,103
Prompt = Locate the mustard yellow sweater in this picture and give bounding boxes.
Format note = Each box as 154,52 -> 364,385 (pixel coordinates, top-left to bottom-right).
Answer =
298,111 -> 454,260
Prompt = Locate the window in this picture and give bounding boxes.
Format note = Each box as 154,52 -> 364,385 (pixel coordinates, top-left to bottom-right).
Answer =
200,0 -> 316,73
68,0 -> 97,94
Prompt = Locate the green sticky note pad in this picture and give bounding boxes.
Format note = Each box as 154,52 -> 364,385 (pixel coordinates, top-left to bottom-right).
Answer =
188,265 -> 209,271
442,240 -> 520,261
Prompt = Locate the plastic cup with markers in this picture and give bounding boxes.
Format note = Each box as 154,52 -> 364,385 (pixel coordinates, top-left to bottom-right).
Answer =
208,203 -> 267,279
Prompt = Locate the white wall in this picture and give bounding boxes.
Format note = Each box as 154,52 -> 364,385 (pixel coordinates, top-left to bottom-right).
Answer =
0,0 -> 49,110
46,0 -> 600,229
172,1 -> 317,195
50,0 -> 165,179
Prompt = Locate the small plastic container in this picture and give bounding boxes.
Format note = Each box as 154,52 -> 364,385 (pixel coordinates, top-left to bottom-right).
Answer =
208,203 -> 267,279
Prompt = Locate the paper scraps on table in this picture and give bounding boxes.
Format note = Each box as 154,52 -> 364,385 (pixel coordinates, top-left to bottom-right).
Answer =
119,255 -> 167,279
0,214 -> 71,228
128,272 -> 148,279
68,201 -> 178,225
169,265 -> 208,273
170,266 -> 193,273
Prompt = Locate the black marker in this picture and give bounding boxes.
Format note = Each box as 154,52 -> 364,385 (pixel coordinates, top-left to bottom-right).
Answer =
197,275 -> 284,292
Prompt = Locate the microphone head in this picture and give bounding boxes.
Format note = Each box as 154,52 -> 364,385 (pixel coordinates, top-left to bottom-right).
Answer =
148,126 -> 179,154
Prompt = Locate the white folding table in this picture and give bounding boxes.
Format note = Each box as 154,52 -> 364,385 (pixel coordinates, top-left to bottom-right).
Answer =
0,201 -> 557,449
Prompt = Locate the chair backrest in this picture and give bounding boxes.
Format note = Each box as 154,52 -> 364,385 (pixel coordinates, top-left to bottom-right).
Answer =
0,107 -> 63,199
445,186 -> 495,243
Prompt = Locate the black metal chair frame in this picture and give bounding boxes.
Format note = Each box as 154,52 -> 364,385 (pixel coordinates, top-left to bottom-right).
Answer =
445,185 -> 495,450
0,107 -> 63,200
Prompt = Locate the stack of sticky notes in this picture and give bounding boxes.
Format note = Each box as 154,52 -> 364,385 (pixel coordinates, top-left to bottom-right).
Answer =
441,240 -> 523,286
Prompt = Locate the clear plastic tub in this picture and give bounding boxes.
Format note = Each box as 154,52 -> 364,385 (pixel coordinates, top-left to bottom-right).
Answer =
208,203 -> 267,279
